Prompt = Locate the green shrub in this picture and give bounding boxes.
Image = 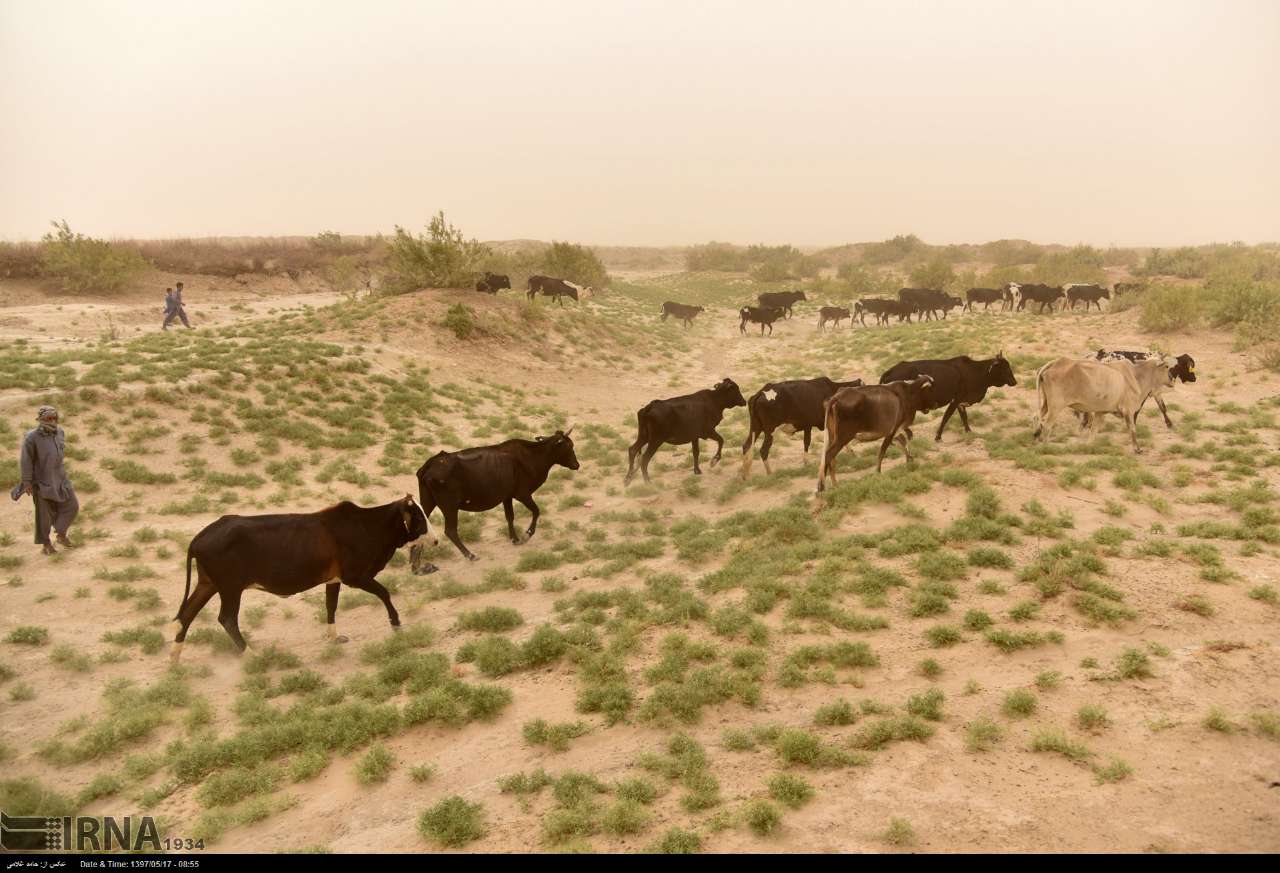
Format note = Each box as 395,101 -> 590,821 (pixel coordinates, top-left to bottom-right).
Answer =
418,796 -> 486,847
386,212 -> 488,291
40,220 -> 147,294
1139,285 -> 1200,332
441,304 -> 478,340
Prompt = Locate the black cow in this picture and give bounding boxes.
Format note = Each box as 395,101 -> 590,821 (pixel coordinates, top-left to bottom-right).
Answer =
527,275 -> 581,305
417,430 -> 580,561
880,353 -> 1017,441
171,496 -> 431,660
1066,284 -> 1110,311
661,301 -> 705,326
740,376 -> 863,477
757,290 -> 807,318
1084,349 -> 1197,428
625,378 -> 747,484
1015,283 -> 1065,313
475,272 -> 512,294
898,288 -> 952,321
740,305 -> 786,335
938,295 -> 964,318
964,288 -> 1005,312
1113,282 -> 1145,296
817,306 -> 851,331
856,298 -> 912,325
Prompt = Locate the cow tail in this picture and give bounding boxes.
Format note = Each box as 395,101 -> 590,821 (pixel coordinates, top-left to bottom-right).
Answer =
818,396 -> 836,488
175,547 -> 194,621
1035,361 -> 1051,423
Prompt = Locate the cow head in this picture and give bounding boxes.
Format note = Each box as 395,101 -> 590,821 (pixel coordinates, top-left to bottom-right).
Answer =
713,378 -> 747,409
988,352 -> 1017,388
540,428 -> 580,471
564,286 -> 579,301
1172,353 -> 1197,383
909,374 -> 935,403
398,494 -> 432,545
794,291 -> 808,301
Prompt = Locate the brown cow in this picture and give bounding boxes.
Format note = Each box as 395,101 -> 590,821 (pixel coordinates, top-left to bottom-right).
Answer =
170,496 -> 432,661
1034,357 -> 1174,453
817,306 -> 851,331
816,376 -> 934,490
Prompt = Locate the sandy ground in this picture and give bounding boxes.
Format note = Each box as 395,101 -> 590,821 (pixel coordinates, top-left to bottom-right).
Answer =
1,277 -> 1278,854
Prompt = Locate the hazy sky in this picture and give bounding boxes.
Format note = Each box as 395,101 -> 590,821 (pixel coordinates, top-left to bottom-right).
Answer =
2,0 -> 1277,247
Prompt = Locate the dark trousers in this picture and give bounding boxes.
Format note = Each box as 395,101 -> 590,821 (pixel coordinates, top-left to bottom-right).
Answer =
34,492 -> 79,544
163,307 -> 191,328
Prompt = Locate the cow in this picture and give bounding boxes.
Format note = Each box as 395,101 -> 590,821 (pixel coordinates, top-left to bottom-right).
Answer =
1001,284 -> 1018,311
170,495 -> 432,661
1015,283 -> 1065,313
964,288 -> 1005,312
1085,349 -> 1197,428
740,305 -> 786,335
898,288 -> 952,321
1113,282 -> 1145,296
817,306 -> 851,331
816,376 -> 935,488
417,430 -> 580,561
1034,357 -> 1175,453
625,378 -> 747,484
740,376 -> 864,478
661,301 -> 705,326
527,275 -> 580,305
475,272 -> 512,294
938,295 -> 964,318
880,353 -> 1017,441
757,290 -> 807,318
1066,284 -> 1110,311
856,298 -> 912,326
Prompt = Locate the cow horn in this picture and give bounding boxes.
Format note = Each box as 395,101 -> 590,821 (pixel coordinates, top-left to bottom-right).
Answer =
564,425 -> 574,436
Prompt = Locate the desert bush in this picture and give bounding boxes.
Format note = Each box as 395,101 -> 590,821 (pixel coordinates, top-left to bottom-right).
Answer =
441,304 -> 478,340
39,220 -> 147,294
385,212 -> 489,291
1139,285 -> 1200,332
541,241 -> 610,288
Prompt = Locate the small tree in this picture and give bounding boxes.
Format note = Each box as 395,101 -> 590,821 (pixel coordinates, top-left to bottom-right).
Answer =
541,241 -> 609,288
385,211 -> 489,292
40,220 -> 148,294
908,257 -> 956,291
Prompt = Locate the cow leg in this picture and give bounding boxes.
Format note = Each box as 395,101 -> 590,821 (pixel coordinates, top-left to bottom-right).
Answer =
875,433 -> 895,473
443,507 -> 477,561
171,578 -> 217,663
897,432 -> 912,462
740,428 -> 757,479
516,495 -> 540,539
349,577 -> 401,629
217,587 -> 248,653
503,498 -> 520,544
639,442 -> 660,483
758,430 -> 775,475
325,583 -> 349,643
957,404 -> 972,433
1154,394 -> 1173,428
708,430 -> 725,466
625,436 -> 646,484
802,427 -> 812,455
691,439 -> 702,475
935,402 -> 960,441
1125,412 -> 1142,454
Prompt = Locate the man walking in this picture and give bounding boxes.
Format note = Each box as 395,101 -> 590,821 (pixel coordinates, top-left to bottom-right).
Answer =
163,281 -> 192,330
17,406 -> 79,554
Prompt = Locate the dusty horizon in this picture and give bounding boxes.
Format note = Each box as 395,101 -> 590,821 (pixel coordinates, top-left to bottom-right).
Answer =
2,0 -> 1277,248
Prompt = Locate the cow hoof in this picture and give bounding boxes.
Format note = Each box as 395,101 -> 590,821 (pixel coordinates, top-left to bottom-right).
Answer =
334,634 -> 350,644
391,625 -> 402,633
467,554 -> 479,562
413,562 -> 439,576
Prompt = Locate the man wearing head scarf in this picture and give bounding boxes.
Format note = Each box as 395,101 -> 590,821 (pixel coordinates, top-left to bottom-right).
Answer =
18,406 -> 79,554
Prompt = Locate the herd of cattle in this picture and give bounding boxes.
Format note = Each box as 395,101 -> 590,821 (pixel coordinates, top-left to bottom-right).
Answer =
168,338 -> 1195,661
661,283 -> 1133,334
473,272 -> 592,305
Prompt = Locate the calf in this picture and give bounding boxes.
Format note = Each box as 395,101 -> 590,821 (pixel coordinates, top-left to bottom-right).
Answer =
475,272 -> 511,294
1035,357 -> 1174,453
625,378 -> 747,484
171,496 -> 431,661
661,301 -> 705,326
418,430 -> 580,561
758,290 -> 807,318
1086,349 -> 1197,428
1015,283 -> 1065,313
740,305 -> 786,335
740,376 -> 864,478
965,288 -> 1005,312
817,306 -> 851,331
816,376 -> 934,487
880,353 -> 1017,441
1066,284 -> 1110,311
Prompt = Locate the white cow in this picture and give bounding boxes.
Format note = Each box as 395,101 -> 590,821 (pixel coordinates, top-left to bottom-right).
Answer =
1034,357 -> 1174,453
